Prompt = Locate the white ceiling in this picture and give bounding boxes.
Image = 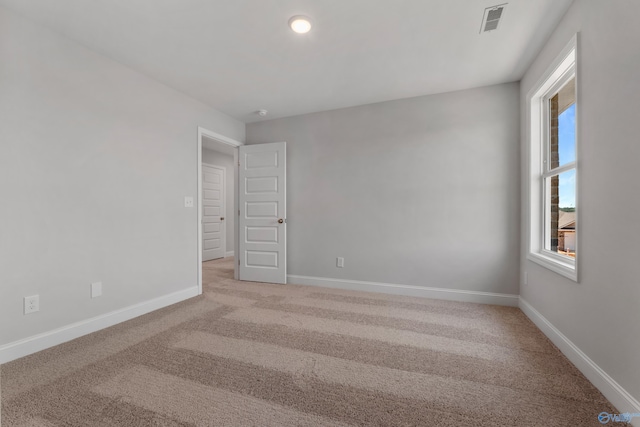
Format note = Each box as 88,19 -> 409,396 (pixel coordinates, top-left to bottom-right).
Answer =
0,0 -> 573,123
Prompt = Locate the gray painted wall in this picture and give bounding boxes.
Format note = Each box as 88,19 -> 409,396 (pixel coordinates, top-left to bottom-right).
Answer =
202,148 -> 235,253
520,0 -> 640,401
0,6 -> 244,347
247,83 -> 520,295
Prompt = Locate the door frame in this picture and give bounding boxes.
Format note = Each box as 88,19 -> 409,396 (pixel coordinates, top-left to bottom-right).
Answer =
202,163 -> 226,263
197,127 -> 243,294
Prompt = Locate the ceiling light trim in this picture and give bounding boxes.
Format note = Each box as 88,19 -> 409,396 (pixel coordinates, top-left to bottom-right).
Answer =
289,15 -> 312,34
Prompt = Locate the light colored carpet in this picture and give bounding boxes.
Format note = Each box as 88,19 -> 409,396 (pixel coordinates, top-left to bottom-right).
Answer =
1,257 -> 617,426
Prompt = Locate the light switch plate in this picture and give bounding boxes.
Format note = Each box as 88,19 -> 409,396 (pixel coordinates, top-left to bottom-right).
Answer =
91,282 -> 102,298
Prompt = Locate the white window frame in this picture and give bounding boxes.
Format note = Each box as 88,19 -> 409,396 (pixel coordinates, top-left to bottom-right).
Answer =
526,34 -> 579,282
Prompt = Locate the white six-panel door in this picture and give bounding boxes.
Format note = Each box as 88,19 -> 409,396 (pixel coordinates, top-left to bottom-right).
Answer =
238,142 -> 286,284
202,164 -> 225,261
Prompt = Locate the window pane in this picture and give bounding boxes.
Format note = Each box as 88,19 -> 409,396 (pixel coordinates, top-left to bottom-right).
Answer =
558,104 -> 576,165
545,169 -> 576,257
549,77 -> 576,169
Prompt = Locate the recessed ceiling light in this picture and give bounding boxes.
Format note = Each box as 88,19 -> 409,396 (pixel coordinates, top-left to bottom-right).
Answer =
289,16 -> 312,34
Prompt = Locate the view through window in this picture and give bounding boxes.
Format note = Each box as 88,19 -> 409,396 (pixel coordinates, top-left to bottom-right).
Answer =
545,77 -> 576,258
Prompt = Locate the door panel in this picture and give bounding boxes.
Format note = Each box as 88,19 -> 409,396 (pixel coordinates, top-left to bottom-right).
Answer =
239,142 -> 286,284
246,202 -> 278,218
246,227 -> 278,243
246,176 -> 279,193
202,164 -> 225,261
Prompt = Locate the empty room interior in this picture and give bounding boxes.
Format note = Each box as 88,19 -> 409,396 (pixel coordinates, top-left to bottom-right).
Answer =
1,0 -> 639,426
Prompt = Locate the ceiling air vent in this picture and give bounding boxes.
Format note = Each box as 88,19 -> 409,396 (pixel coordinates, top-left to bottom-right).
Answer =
480,4 -> 507,33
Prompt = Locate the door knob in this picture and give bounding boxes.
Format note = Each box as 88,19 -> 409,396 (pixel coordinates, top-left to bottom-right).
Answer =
220,217 -> 225,221
278,218 -> 284,224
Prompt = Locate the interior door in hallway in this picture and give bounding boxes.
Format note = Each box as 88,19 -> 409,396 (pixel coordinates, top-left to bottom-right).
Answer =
238,142 -> 286,284
202,164 -> 225,261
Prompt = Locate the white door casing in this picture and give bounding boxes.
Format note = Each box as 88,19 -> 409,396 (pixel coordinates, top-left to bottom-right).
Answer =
238,142 -> 286,284
202,164 -> 225,261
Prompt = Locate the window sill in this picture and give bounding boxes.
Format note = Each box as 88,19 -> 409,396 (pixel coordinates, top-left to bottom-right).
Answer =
527,252 -> 578,282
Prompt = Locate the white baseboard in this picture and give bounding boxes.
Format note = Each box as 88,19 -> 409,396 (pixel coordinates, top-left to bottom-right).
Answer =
287,274 -> 519,307
0,286 -> 199,365
520,298 -> 640,425
225,251 -> 235,258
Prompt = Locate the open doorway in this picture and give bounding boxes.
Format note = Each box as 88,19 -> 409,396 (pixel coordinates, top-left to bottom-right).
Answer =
197,127 -> 242,294
201,163 -> 227,262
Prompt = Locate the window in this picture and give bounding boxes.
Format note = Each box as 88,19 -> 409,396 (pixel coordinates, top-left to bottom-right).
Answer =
527,35 -> 578,281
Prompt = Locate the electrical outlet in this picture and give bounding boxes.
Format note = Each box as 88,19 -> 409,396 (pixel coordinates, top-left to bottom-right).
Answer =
91,282 -> 102,298
337,257 -> 344,268
184,196 -> 194,208
24,295 -> 39,314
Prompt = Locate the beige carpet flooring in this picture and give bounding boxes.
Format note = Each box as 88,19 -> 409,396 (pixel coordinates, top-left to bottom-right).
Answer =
1,257 -> 617,426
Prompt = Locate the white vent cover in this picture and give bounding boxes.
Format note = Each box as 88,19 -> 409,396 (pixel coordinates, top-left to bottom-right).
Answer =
480,4 -> 507,33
